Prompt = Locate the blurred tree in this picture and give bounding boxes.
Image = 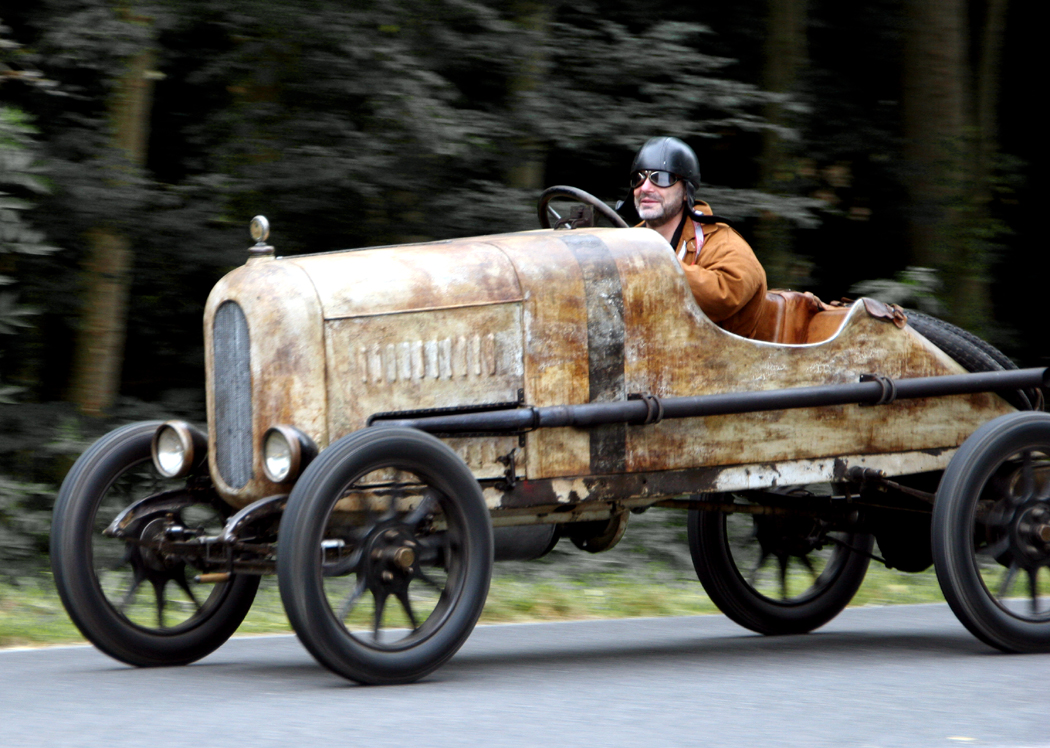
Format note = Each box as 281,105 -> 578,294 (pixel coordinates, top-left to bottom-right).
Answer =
1,0 -> 1034,413
504,1 -> 553,191
0,107 -> 59,403
975,0 -> 1008,202
68,4 -> 158,415
0,19 -> 61,403
901,0 -> 970,288
754,0 -> 808,288
133,0 -> 803,248
901,0 -> 1011,334
0,18 -> 65,576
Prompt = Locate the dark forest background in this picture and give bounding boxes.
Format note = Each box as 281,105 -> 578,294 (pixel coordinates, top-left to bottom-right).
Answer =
0,0 -> 1043,570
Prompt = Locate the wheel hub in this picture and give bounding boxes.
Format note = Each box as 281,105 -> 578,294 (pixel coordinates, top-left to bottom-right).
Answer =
362,524 -> 419,596
137,515 -> 184,573
990,496 -> 1050,570
753,514 -> 825,558
1013,503 -> 1050,565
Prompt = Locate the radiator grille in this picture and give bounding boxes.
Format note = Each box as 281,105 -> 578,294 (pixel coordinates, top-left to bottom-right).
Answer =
213,301 -> 253,489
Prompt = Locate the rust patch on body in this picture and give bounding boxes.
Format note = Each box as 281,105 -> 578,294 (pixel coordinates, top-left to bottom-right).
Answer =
287,241 -> 523,319
204,261 -> 328,508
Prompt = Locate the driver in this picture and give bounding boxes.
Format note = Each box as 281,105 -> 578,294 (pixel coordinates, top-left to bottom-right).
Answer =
632,137 -> 767,339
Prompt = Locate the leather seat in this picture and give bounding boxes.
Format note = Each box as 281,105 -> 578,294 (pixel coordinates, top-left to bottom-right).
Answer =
805,307 -> 850,343
752,290 -> 848,344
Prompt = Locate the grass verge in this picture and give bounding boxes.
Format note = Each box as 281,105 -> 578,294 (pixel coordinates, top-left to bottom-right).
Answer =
0,562 -> 947,650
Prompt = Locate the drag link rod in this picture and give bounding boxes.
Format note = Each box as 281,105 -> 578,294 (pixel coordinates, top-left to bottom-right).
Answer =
374,368 -> 1049,435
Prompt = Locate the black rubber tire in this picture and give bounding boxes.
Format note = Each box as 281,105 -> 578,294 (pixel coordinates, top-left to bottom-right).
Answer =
904,309 -> 1017,371
931,411 -> 1050,652
687,501 -> 873,635
904,309 -> 1038,411
277,427 -> 493,685
50,421 -> 259,667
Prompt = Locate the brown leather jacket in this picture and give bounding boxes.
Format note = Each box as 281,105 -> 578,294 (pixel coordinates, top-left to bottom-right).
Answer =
670,201 -> 767,338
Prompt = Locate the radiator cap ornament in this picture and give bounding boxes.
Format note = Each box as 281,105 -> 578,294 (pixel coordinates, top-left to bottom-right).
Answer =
247,215 -> 274,262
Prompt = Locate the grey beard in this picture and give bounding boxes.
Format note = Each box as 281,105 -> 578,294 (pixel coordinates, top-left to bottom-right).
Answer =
639,200 -> 685,228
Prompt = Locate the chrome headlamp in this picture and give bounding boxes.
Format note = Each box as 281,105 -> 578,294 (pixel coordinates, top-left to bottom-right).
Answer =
151,421 -> 207,479
262,425 -> 318,484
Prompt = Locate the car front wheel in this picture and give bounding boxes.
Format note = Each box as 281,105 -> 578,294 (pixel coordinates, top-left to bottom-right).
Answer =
277,427 -> 493,685
50,421 -> 259,667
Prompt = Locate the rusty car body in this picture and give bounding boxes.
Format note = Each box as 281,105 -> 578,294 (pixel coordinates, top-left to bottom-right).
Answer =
50,194 -> 1050,684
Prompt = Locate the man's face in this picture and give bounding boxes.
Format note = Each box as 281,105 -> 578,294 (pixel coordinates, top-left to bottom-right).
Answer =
633,176 -> 686,227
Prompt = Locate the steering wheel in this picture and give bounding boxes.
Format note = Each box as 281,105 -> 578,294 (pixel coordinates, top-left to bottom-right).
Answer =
537,186 -> 630,230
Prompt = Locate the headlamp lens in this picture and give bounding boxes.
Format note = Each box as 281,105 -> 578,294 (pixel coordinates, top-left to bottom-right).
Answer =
263,429 -> 294,483
155,425 -> 189,477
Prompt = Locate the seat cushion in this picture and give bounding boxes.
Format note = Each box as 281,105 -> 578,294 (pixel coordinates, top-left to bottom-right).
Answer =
805,308 -> 850,343
755,290 -> 830,344
753,292 -> 786,343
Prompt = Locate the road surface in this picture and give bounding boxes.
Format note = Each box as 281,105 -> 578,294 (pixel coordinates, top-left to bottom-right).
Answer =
1,604 -> 1046,748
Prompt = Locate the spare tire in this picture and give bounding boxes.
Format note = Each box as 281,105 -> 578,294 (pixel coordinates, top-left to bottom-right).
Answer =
903,309 -> 1040,411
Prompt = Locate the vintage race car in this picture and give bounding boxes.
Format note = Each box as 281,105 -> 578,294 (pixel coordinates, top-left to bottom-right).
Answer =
50,189 -> 1050,684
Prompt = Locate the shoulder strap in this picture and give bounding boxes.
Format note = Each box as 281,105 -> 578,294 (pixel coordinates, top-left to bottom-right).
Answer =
688,219 -> 705,264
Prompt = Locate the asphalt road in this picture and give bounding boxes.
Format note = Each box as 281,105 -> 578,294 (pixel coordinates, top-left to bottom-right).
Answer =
2,604 -> 1047,748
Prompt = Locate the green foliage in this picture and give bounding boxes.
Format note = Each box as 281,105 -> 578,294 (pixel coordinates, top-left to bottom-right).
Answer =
128,0 -> 806,254
0,474 -> 52,579
850,266 -> 945,315
1,20 -> 62,403
0,108 -> 60,401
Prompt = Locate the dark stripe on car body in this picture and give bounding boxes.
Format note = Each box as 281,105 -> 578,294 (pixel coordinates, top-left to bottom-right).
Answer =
561,233 -> 627,473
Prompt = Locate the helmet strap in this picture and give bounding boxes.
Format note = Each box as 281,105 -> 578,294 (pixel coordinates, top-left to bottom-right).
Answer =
669,211 -> 688,251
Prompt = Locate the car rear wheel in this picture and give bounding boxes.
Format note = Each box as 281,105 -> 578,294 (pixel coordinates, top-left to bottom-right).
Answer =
277,427 -> 493,685
932,411 -> 1050,652
50,421 -> 259,667
688,495 -> 872,635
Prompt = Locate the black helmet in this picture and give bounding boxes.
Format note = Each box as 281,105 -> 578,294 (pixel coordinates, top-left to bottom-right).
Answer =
631,136 -> 701,189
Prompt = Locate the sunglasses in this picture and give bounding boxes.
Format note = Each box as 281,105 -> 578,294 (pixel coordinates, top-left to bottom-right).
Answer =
630,170 -> 681,189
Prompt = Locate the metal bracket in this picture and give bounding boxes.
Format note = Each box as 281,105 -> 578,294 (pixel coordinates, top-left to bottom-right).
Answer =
553,205 -> 595,230
104,490 -> 201,538
495,448 -> 518,491
627,392 -> 664,424
847,465 -> 935,504
860,373 -> 897,405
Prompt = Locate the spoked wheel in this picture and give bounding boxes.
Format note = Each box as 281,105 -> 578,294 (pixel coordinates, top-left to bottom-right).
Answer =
277,427 -> 493,685
688,495 -> 873,635
50,421 -> 259,667
932,412 -> 1050,652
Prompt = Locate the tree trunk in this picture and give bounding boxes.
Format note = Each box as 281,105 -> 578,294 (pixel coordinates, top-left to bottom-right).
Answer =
755,0 -> 807,289
505,2 -> 552,191
70,229 -> 135,415
975,0 -> 1008,204
901,0 -> 990,331
69,18 -> 155,416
